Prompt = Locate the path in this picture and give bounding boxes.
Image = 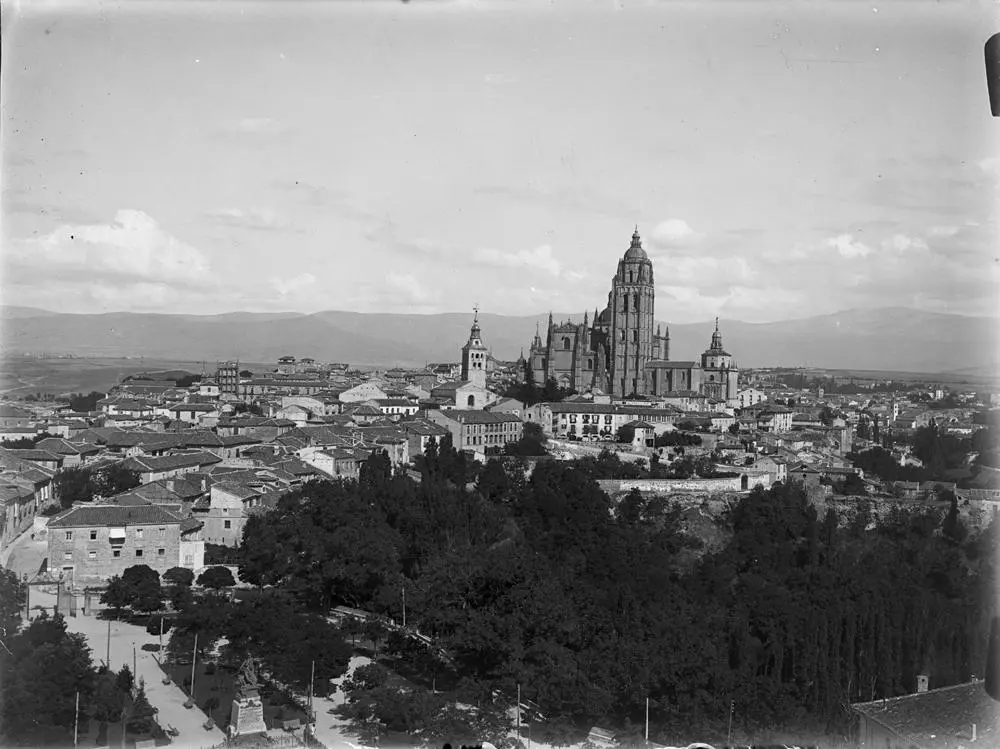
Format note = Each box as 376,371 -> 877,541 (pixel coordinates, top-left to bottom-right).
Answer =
3,529 -> 225,749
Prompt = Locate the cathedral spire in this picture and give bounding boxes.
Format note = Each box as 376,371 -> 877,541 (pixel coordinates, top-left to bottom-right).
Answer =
583,309 -> 589,327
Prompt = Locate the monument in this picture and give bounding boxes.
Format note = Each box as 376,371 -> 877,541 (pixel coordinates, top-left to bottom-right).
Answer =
229,657 -> 268,737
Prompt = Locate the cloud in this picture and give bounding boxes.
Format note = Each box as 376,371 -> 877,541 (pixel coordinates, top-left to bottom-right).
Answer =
472,244 -> 562,276
825,233 -> 872,258
929,225 -> 960,237
206,207 -> 293,232
5,209 -> 213,285
881,234 -> 928,254
648,218 -> 702,247
270,273 -> 317,297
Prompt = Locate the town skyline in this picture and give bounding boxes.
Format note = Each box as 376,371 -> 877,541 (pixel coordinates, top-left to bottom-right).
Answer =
3,1 -> 998,324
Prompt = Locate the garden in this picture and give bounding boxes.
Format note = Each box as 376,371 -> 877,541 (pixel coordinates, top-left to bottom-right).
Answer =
158,658 -> 309,734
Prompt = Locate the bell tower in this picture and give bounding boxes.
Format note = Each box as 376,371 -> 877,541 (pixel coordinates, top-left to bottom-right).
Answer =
461,306 -> 489,389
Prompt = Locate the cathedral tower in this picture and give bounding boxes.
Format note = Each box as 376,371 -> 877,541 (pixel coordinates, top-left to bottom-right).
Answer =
609,228 -> 656,397
461,307 -> 489,389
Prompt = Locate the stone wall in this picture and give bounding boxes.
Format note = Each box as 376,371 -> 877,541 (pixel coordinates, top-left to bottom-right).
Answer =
597,476 -> 745,495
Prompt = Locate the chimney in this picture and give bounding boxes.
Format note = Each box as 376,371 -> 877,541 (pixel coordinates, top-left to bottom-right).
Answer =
917,674 -> 929,693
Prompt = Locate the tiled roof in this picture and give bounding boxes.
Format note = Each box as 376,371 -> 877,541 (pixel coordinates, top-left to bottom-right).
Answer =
125,451 -> 222,473
437,411 -> 523,425
5,449 -> 62,463
852,681 -> 998,749
48,503 -> 182,528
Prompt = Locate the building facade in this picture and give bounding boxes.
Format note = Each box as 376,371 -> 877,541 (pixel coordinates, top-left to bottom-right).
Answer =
525,227 -> 739,403
46,503 -> 191,584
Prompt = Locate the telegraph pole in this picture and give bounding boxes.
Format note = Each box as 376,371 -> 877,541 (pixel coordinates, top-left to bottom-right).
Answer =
516,684 -> 521,738
190,633 -> 198,700
645,696 -> 649,743
74,691 -> 80,749
308,660 -> 315,723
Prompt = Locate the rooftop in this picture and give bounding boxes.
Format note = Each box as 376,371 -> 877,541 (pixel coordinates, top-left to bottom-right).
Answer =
852,681 -> 998,749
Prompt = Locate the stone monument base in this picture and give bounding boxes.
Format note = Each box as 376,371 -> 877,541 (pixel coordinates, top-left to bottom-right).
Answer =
230,689 -> 267,737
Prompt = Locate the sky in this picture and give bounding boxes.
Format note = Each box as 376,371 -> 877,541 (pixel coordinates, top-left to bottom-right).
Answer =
2,0 -> 999,324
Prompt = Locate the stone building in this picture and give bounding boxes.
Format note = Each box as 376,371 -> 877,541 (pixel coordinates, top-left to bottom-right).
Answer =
525,227 -> 739,403
46,503 -> 203,584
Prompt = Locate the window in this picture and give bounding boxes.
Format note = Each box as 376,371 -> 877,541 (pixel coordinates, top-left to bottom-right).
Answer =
65,531 -> 73,541
88,551 -> 96,560
467,395 -> 475,407
563,337 -> 571,350
633,330 -> 639,342
623,295 -> 629,313
136,528 -> 143,538
113,550 -> 121,558
224,520 -> 232,529
90,530 -> 97,541
135,549 -> 143,558
158,548 -> 165,557
634,294 -> 639,312
63,551 -> 72,561
158,527 -> 166,536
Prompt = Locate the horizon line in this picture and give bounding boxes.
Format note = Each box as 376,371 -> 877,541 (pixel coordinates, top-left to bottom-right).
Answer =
2,304 -> 997,325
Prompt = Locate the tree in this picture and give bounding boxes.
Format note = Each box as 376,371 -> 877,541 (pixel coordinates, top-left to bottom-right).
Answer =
505,421 -> 547,457
0,613 -> 97,743
68,391 -> 106,412
819,407 -> 836,426
53,466 -> 97,509
0,567 -> 26,638
163,567 -> 194,587
233,401 -> 264,416
477,459 -> 511,502
100,576 -> 131,618
122,565 -> 163,614
92,464 -> 141,498
126,682 -> 158,734
91,668 -> 126,730
197,566 -> 236,590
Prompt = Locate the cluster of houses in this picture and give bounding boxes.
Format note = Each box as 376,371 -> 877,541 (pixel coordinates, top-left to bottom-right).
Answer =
3,319 -> 1000,592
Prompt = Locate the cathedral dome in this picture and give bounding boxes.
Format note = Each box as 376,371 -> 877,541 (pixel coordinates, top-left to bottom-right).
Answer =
623,227 -> 649,261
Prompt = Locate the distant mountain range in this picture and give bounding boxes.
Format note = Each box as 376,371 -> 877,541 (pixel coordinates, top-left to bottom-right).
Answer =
1,306 -> 997,376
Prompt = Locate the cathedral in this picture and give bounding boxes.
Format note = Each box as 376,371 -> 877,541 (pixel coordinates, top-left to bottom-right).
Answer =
523,227 -> 739,404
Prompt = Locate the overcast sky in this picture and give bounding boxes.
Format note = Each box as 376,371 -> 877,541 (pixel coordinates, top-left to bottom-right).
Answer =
2,0 -> 998,324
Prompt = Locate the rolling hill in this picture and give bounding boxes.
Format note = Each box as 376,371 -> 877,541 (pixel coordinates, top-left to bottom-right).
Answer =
1,306 -> 997,376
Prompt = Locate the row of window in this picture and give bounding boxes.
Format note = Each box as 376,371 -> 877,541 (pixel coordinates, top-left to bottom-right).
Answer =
64,548 -> 167,561
464,433 -> 515,446
65,527 -> 167,541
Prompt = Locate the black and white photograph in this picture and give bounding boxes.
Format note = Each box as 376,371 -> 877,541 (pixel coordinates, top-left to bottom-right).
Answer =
1,1 -> 998,749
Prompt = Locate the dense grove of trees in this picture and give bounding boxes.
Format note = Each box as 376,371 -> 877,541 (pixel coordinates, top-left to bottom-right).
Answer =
0,611 -> 151,746
233,449 -> 996,742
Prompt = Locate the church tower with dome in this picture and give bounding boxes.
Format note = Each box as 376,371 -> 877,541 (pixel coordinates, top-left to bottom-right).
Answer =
525,226 -> 738,404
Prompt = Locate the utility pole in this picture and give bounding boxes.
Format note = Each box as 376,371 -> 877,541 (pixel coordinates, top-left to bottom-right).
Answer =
401,582 -> 406,629
133,641 -> 137,678
516,684 -> 521,738
74,691 -> 80,749
106,617 -> 111,668
308,660 -> 315,724
190,633 -> 198,700
727,699 -> 735,747
645,696 -> 649,743
158,616 -> 164,659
